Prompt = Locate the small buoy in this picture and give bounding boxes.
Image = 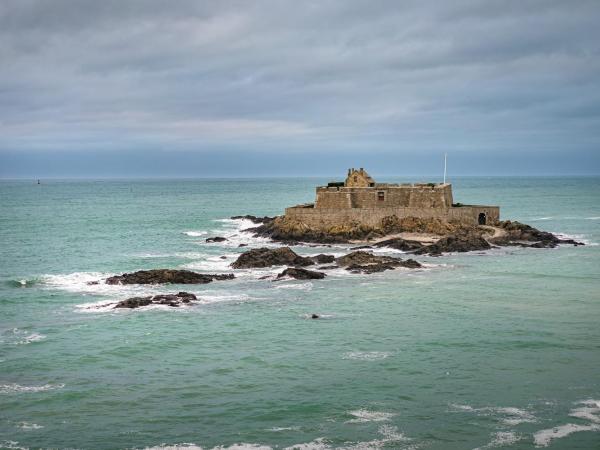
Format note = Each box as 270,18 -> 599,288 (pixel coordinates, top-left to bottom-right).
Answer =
37,179 -> 40,185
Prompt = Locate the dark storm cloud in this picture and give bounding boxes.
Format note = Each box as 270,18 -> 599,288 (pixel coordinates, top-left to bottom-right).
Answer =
0,0 -> 599,175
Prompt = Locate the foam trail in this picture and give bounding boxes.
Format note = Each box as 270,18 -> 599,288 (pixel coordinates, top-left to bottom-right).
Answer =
0,383 -> 64,394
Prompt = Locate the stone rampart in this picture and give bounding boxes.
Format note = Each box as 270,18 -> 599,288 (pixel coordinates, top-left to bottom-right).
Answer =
285,205 -> 500,229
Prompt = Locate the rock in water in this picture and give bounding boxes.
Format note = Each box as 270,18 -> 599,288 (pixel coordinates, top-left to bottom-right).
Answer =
311,254 -> 335,264
230,215 -> 275,224
335,251 -> 422,273
493,221 -> 585,248
206,236 -> 227,243
372,237 -> 424,251
276,267 -> 326,280
105,270 -> 234,285
231,247 -> 314,268
415,230 -> 491,255
115,292 -> 197,309
311,314 -> 320,319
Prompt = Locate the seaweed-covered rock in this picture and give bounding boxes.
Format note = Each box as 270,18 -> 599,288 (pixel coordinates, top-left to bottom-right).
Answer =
231,247 -> 314,269
372,238 -> 424,252
415,230 -> 491,256
230,215 -> 275,224
206,236 -> 227,243
105,270 -> 234,285
336,251 -> 422,273
276,267 -> 326,280
115,292 -> 197,309
493,221 -> 584,248
311,254 -> 336,264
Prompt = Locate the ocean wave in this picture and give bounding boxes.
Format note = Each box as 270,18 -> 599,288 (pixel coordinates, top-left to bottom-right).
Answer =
183,231 -> 208,237
585,216 -> 600,220
551,231 -> 597,246
342,351 -> 392,361
450,404 -> 536,426
474,431 -> 521,449
0,441 -> 29,450
274,282 -> 313,291
15,333 -> 46,345
16,422 -> 44,430
530,217 -> 553,221
5,278 -> 39,288
1,328 -> 46,346
345,409 -> 396,423
533,423 -> 600,447
0,383 -> 64,394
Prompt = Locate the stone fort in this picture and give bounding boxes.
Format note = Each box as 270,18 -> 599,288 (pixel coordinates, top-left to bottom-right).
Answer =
285,168 -> 499,229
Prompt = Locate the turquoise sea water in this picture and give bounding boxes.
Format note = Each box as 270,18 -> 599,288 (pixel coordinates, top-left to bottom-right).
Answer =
1,177 -> 599,450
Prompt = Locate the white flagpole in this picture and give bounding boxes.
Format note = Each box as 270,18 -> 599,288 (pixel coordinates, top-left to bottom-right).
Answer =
443,153 -> 447,184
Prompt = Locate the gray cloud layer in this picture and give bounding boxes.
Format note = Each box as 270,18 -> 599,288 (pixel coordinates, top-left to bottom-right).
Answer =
1,0 -> 599,175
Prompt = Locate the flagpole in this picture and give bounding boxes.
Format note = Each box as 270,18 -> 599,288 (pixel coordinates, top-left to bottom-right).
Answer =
443,153 -> 447,184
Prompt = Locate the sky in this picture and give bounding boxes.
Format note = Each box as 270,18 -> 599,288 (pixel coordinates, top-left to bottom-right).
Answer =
1,0 -> 599,178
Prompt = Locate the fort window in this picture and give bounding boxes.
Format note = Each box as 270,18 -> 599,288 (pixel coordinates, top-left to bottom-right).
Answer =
377,191 -> 385,201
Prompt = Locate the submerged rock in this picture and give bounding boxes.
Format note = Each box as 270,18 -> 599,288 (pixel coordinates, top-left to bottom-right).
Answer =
335,251 -> 422,273
415,229 -> 491,256
231,247 -> 314,269
276,267 -> 326,280
206,236 -> 227,243
105,270 -> 234,285
372,237 -> 424,251
311,313 -> 320,319
115,292 -> 197,309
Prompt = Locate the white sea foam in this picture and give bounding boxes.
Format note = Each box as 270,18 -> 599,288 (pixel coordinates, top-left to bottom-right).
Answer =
533,423 -> 600,447
585,216 -> 600,220
16,422 -> 44,430
0,441 -> 29,450
0,383 -> 64,394
551,231 -> 596,246
274,282 -> 313,291
183,231 -> 208,237
342,351 -> 391,361
346,410 -> 396,423
266,426 -> 301,432
530,217 -> 553,221
474,431 -> 521,449
15,333 -> 46,345
450,404 -> 536,425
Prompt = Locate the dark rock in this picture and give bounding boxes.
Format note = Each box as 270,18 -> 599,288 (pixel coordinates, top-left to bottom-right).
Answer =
115,292 -> 197,309
276,267 -> 326,280
206,236 -> 227,243
350,245 -> 373,250
238,244 -> 248,247
493,221 -> 585,248
230,215 -> 275,224
311,254 -> 335,264
219,256 -> 227,259
311,314 -> 320,319
372,238 -> 424,252
105,269 -> 234,285
415,230 -> 491,255
87,281 -> 99,285
231,247 -> 314,269
318,265 -> 340,270
336,251 -> 422,273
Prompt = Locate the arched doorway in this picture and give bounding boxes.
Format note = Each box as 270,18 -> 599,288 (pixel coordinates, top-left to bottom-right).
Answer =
478,212 -> 487,225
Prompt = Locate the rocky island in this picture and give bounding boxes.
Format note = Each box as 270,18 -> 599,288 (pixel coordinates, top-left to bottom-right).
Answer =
239,168 -> 584,253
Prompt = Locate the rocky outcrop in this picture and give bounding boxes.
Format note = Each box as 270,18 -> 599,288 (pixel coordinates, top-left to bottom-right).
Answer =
415,229 -> 491,256
105,270 -> 234,285
493,221 -> 585,248
115,292 -> 197,308
231,247 -> 314,269
247,215 -> 462,244
312,254 -> 336,264
335,251 -> 422,273
372,237 -> 424,252
206,236 -> 227,243
276,267 -> 326,280
230,215 -> 275,224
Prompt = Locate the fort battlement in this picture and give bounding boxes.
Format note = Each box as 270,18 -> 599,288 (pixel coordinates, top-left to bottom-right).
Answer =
284,168 -> 499,229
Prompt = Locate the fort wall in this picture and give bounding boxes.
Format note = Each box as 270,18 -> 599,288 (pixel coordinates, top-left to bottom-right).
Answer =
285,205 -> 500,230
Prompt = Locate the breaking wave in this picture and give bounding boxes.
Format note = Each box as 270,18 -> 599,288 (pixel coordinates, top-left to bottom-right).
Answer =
0,383 -> 64,394
342,351 -> 392,361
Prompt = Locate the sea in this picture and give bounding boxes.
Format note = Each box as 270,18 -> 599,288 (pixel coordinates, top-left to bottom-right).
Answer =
0,176 -> 599,450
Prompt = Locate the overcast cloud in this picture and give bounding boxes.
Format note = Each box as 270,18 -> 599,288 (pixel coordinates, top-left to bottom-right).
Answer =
1,0 -> 599,176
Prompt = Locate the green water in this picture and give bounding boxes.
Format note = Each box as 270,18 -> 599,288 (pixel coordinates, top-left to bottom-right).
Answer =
0,177 -> 599,449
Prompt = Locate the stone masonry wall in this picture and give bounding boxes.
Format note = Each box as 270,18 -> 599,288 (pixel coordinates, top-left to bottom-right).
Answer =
285,205 -> 500,229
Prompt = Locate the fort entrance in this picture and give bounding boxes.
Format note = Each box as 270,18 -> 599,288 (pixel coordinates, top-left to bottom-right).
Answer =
478,212 -> 487,225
